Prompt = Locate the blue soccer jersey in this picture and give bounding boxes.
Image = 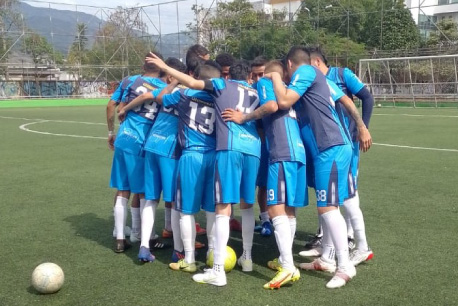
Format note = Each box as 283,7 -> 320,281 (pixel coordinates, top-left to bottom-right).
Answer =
288,65 -> 350,157
207,79 -> 260,158
327,67 -> 365,141
256,78 -> 305,164
114,76 -> 166,155
143,88 -> 181,159
110,76 -> 134,103
162,88 -> 216,152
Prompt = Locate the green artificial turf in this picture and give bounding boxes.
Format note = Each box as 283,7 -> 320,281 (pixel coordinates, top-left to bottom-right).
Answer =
0,98 -> 107,108
0,105 -> 457,305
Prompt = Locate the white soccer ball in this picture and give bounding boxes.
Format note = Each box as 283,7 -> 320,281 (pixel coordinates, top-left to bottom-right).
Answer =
377,103 -> 382,108
31,263 -> 65,294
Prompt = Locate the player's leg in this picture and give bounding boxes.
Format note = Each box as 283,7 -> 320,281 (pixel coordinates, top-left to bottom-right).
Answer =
110,149 -> 132,252
264,162 -> 305,289
345,142 -> 373,265
169,152 -> 203,272
158,155 -> 178,239
256,147 -> 272,236
192,151 -> 242,286
138,152 -> 159,262
238,153 -> 260,272
163,202 -> 173,238
316,145 -> 356,288
202,151 -> 216,257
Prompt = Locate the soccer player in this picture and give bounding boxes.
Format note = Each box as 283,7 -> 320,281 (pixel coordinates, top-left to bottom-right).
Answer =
159,63 -> 221,272
266,46 -> 371,288
302,47 -> 374,266
251,56 -> 267,83
110,53 -> 167,254
222,60 -> 305,289
145,54 -> 261,287
215,52 -> 234,80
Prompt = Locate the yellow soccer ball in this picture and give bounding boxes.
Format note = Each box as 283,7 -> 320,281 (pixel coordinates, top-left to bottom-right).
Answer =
206,246 -> 237,272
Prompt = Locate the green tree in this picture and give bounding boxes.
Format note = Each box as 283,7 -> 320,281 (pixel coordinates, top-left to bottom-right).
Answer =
0,0 -> 23,75
67,23 -> 89,66
427,18 -> 458,47
22,32 -> 58,64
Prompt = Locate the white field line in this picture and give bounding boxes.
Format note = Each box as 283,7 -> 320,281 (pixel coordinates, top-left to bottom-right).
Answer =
373,113 -> 458,118
19,121 -> 105,140
373,143 -> 458,152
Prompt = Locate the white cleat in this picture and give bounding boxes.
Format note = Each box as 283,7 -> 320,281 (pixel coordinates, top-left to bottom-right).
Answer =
298,247 -> 323,257
326,265 -> 356,289
192,269 -> 227,287
129,231 -> 141,243
237,256 -> 253,272
350,249 -> 374,266
299,257 -> 336,274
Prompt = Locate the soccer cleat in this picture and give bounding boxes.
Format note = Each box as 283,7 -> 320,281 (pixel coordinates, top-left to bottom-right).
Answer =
196,223 -> 207,236
162,228 -> 173,239
237,256 -> 253,272
326,265 -> 356,289
150,239 -> 172,250
350,249 -> 374,266
114,239 -> 131,253
192,269 -> 227,286
138,246 -> 155,263
267,258 -> 282,271
303,234 -> 323,250
195,241 -> 206,249
298,247 -> 323,257
291,268 -> 301,282
261,221 -> 273,237
263,269 -> 294,289
169,259 -> 197,273
229,218 -> 242,232
348,237 -> 356,251
129,231 -> 141,244
299,257 -> 336,274
171,250 -> 185,263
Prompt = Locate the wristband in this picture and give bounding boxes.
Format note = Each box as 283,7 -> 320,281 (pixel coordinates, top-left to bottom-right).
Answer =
108,131 -> 114,137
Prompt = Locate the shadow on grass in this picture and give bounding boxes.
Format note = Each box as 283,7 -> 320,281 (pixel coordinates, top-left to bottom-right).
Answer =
64,213 -> 113,251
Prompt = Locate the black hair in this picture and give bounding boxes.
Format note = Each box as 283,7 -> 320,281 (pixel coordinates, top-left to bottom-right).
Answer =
186,55 -> 206,75
229,59 -> 251,81
195,63 -> 221,80
144,51 -> 164,73
166,57 -> 186,73
203,60 -> 222,73
286,46 -> 310,66
264,60 -> 285,74
186,44 -> 209,62
307,46 -> 328,66
215,52 -> 235,68
251,56 -> 268,68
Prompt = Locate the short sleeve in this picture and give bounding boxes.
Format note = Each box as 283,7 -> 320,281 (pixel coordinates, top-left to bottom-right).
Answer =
162,90 -> 181,108
287,65 -> 316,97
327,79 -> 345,102
343,68 -> 364,95
256,78 -> 277,106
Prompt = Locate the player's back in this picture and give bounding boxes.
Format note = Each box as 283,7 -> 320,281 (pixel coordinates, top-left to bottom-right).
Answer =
255,78 -> 305,164
122,75 -> 166,125
111,76 -> 132,103
210,78 -> 261,158
163,87 -> 216,152
291,65 -> 349,157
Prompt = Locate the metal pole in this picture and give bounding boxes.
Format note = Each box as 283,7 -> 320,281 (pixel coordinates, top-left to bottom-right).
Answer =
176,2 -> 181,60
430,58 -> 437,108
407,59 -> 415,108
453,57 -> 458,104
386,61 -> 395,106
158,5 -> 163,54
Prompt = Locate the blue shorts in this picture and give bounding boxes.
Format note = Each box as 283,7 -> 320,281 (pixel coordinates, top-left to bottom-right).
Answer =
267,161 -> 308,207
256,143 -> 268,188
214,151 -> 260,205
110,149 -> 145,194
114,116 -> 151,156
313,144 -> 352,207
144,152 -> 178,202
176,150 -> 215,214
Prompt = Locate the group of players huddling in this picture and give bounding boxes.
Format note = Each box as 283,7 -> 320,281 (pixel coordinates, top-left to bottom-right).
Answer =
106,44 -> 374,290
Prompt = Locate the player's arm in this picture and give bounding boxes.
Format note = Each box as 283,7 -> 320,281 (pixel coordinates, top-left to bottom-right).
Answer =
106,99 -> 117,150
146,53 -> 205,90
117,92 -> 153,122
355,87 -> 374,128
264,72 -> 300,110
221,101 -> 277,124
155,79 -> 179,104
337,95 -> 372,152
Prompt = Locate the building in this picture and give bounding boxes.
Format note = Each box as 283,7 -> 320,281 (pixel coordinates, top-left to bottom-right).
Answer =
407,0 -> 458,38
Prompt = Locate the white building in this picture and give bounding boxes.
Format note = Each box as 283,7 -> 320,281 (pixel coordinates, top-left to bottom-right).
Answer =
407,0 -> 458,37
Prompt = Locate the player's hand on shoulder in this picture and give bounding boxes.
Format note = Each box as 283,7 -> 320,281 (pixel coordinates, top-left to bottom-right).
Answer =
358,126 -> 372,153
146,52 -> 167,69
221,108 -> 245,124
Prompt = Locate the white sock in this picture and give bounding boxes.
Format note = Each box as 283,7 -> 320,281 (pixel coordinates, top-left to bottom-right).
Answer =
213,214 -> 230,274
343,191 -> 368,251
140,200 -> 157,248
206,211 -> 216,253
131,206 -> 141,234
317,215 -> 323,237
320,215 -> 336,263
171,208 -> 183,252
260,211 -> 270,223
272,215 -> 295,271
165,207 -> 172,232
288,216 -> 297,241
321,209 -> 350,269
114,196 -> 128,240
241,207 -> 254,260
180,213 -> 196,264
344,205 -> 354,239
